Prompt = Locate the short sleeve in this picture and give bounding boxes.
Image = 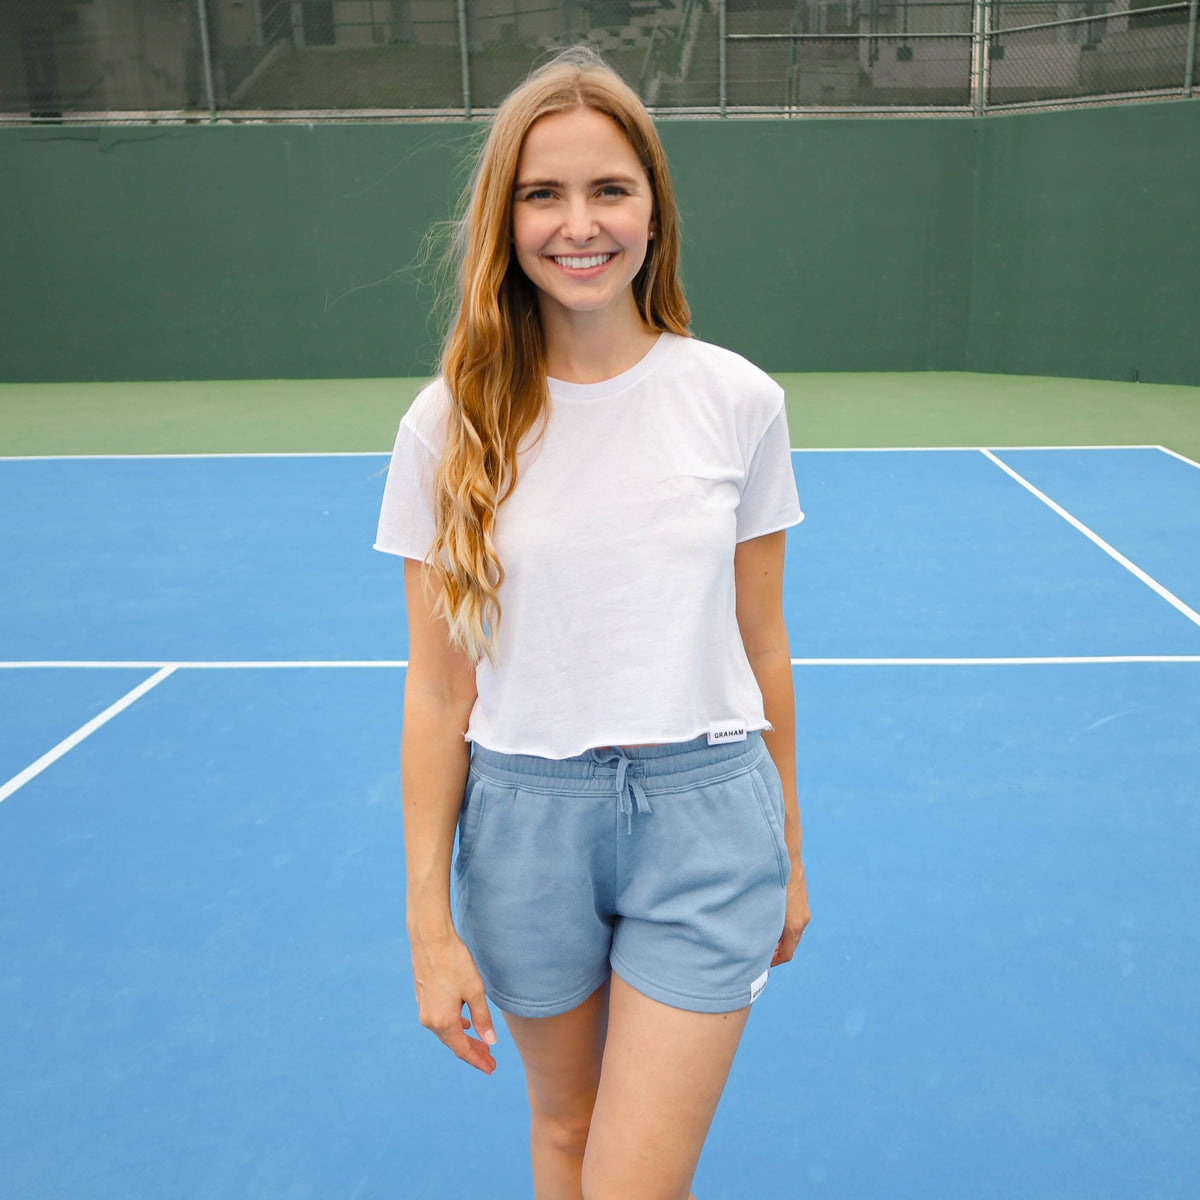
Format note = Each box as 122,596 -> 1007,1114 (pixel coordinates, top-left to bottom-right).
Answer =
735,401 -> 804,542
373,417 -> 438,561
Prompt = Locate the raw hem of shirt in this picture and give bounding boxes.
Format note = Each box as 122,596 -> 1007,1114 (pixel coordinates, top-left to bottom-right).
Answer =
481,966 -> 613,1019
466,720 -> 773,759
735,511 -> 806,543
610,951 -> 761,1014
372,541 -> 426,561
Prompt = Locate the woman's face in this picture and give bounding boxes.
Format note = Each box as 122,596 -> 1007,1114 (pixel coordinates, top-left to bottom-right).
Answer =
510,107 -> 655,322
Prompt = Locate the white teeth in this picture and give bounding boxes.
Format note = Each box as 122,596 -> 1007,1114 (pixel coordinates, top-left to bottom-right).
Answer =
552,253 -> 614,269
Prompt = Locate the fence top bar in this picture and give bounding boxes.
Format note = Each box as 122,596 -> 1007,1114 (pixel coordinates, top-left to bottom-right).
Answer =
728,0 -> 1188,40
728,31 -> 972,38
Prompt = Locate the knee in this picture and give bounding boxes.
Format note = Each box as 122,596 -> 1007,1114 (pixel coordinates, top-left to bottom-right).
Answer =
532,1106 -> 593,1158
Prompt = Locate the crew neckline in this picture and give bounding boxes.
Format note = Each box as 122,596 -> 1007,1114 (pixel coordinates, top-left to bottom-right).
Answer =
547,331 -> 682,402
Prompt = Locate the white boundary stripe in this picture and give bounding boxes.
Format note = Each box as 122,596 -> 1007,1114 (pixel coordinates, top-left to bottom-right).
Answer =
0,444 -> 1164,462
982,449 -> 1200,630
790,656 -> 1200,665
0,666 -> 177,805
0,451 -> 389,462
0,660 -> 411,669
1157,445 -> 1200,471
792,444 -> 1160,454
1,657 -> 1199,669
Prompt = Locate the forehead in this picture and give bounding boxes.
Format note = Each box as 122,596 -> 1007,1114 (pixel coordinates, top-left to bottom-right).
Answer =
516,107 -> 647,180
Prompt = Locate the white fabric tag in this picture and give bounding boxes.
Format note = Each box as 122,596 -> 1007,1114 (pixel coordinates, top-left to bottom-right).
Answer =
749,968 -> 769,1003
707,720 -> 747,746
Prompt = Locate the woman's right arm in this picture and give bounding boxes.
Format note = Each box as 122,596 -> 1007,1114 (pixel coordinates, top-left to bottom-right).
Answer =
401,556 -> 498,1075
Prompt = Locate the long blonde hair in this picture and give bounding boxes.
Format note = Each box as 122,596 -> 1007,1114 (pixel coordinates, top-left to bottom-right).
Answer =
426,45 -> 691,666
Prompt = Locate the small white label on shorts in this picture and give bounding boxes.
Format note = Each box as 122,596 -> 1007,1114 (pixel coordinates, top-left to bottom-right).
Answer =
707,720 -> 747,746
749,968 -> 769,1003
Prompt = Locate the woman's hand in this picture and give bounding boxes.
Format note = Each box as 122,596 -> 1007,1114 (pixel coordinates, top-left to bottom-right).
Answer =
771,857 -> 810,967
409,923 -> 499,1074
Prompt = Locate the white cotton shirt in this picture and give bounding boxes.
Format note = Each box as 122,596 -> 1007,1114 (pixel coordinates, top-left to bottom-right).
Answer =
374,331 -> 804,759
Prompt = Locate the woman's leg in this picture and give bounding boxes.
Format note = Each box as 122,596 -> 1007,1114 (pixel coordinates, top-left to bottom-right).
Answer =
502,975 -> 705,1200
581,973 -> 752,1200
501,978 -> 611,1200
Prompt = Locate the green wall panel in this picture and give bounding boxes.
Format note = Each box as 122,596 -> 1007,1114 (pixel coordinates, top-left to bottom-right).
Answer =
1,101 -> 1197,385
967,101 -> 1200,386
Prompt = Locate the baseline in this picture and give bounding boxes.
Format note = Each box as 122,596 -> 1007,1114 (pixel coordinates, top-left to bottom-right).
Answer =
0,444 -> 1161,462
1158,445 -> 1200,471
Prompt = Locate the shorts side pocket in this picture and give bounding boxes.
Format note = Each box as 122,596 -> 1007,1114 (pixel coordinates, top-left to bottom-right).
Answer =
454,772 -> 491,876
749,759 -> 791,890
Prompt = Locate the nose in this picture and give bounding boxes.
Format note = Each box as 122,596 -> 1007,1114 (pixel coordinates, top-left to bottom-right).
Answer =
561,195 -> 598,243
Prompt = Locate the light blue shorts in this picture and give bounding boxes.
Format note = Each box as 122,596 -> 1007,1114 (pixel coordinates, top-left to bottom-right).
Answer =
452,730 -> 791,1018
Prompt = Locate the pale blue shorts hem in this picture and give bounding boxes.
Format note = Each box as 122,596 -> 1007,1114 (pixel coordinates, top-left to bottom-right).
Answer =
484,966 -> 613,1020
610,950 -> 760,1015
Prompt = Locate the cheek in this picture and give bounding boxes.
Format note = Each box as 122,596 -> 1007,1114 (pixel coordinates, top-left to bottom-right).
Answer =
617,205 -> 654,251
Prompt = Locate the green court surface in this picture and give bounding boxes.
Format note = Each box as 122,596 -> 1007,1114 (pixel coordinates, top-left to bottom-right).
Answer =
3,372 -> 1198,458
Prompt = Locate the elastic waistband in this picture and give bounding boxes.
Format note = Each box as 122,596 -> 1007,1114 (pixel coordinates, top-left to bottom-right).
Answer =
469,730 -> 767,796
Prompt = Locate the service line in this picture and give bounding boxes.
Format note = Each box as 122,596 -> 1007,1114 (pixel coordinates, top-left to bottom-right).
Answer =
2,657 -> 1199,670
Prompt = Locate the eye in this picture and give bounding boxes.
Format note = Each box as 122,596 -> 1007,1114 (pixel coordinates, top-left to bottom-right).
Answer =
523,187 -> 554,201
599,184 -> 628,198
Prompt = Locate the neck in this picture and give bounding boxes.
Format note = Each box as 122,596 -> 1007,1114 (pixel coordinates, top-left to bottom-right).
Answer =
539,293 -> 661,385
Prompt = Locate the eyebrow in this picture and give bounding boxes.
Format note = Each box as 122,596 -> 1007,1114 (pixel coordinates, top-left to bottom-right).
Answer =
514,174 -> 641,191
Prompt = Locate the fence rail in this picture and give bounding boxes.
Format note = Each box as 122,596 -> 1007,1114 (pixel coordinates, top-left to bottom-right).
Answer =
1,0 -> 1197,122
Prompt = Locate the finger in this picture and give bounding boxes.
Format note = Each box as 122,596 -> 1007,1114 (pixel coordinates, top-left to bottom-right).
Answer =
466,994 -> 498,1049
440,1023 -> 497,1075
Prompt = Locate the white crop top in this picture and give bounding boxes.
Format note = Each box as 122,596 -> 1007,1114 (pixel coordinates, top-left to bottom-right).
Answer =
374,331 -> 804,759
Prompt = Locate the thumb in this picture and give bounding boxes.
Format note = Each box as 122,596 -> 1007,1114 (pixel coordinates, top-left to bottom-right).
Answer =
467,996 -> 498,1046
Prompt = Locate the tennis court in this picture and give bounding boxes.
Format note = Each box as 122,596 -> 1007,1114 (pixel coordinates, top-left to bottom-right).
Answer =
2,372 -> 1198,1198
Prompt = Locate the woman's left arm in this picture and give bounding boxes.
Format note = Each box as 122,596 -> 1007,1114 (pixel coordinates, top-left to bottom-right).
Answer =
734,529 -> 810,965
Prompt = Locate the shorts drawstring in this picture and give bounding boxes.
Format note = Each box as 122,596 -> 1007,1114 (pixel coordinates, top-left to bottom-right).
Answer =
592,747 -> 653,834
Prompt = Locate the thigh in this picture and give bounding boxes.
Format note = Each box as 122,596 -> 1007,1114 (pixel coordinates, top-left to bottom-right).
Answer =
582,973 -> 751,1200
502,977 -> 611,1123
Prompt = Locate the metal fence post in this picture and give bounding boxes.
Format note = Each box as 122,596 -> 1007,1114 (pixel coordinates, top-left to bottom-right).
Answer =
718,0 -> 727,115
457,0 -> 472,119
971,0 -> 987,115
1185,0 -> 1198,96
196,0 -> 218,122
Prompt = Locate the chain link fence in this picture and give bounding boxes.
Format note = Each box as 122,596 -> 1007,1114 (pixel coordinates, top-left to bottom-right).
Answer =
1,0 -> 1196,121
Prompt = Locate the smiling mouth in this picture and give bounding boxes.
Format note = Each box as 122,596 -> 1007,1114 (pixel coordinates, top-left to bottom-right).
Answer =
550,253 -> 616,270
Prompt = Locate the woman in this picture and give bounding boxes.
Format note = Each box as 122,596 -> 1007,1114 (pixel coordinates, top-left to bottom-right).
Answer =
375,45 -> 810,1200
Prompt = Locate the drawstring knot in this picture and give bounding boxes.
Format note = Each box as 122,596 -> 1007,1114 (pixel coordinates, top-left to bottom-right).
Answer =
594,748 -> 652,834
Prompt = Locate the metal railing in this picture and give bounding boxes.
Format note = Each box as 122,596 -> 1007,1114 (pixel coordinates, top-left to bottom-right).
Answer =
1,0 -> 1197,122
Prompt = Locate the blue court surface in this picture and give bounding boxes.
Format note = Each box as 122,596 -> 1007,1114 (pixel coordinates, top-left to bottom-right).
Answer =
2,445 -> 1198,1199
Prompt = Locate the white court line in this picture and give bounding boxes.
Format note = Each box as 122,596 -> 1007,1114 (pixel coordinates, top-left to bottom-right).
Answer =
1157,445 -> 1200,471
0,445 -> 1161,462
2,657 -> 1199,670
0,660 -> 411,669
790,656 -> 1200,665
982,449 -> 1200,630
791,444 -> 1159,454
0,451 -> 389,461
0,666 -> 177,805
